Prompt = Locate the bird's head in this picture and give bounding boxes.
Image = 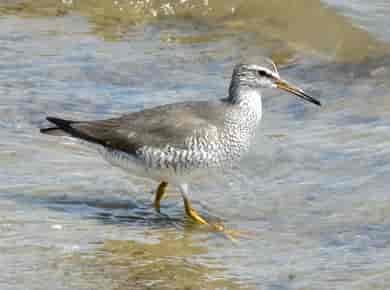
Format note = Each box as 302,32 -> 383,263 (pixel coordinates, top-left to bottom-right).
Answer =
230,62 -> 321,106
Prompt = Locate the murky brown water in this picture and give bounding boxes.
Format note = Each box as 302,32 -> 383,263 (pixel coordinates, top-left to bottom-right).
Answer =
1,1 -> 390,289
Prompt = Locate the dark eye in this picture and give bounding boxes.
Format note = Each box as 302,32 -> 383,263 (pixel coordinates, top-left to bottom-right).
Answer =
258,70 -> 267,77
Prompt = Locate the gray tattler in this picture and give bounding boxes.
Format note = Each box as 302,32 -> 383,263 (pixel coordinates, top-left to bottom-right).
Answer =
41,62 -> 321,237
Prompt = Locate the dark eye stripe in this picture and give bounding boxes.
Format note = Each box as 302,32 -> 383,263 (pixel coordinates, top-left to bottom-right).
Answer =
258,70 -> 277,80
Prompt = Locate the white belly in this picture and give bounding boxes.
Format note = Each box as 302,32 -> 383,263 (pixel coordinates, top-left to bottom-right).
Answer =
98,147 -> 217,185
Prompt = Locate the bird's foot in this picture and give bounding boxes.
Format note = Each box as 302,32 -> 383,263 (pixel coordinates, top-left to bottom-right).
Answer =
209,222 -> 256,241
182,196 -> 254,241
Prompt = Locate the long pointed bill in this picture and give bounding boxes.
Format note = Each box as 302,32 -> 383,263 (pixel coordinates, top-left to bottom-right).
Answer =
276,79 -> 321,106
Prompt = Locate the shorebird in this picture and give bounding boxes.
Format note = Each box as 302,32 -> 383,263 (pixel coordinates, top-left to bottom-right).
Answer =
41,62 -> 320,235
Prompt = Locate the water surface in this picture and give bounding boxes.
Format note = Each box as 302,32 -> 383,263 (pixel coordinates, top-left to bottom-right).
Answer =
1,1 -> 390,289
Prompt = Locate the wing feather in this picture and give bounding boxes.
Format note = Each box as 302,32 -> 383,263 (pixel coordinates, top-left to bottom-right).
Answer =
42,100 -> 229,155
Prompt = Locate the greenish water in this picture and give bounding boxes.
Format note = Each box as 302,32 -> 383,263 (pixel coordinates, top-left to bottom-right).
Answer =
1,1 -> 390,289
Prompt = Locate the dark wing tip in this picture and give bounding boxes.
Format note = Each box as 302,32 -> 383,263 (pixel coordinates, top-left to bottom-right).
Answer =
42,116 -> 110,148
40,116 -> 76,136
46,116 -> 74,128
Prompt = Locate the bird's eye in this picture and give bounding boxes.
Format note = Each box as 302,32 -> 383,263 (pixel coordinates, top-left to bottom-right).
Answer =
258,70 -> 267,77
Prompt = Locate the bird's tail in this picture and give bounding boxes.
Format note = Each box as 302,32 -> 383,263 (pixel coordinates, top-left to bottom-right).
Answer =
40,117 -> 75,136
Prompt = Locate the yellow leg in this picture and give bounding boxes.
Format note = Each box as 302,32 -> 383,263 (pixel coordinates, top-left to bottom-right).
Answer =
154,181 -> 168,213
182,194 -> 209,226
180,184 -> 226,231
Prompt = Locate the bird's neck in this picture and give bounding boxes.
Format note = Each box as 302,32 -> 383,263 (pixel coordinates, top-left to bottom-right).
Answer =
228,76 -> 259,102
226,85 -> 262,122
221,86 -> 263,155
215,87 -> 262,162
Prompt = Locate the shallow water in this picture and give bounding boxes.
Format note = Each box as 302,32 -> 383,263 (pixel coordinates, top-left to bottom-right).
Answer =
1,1 -> 390,289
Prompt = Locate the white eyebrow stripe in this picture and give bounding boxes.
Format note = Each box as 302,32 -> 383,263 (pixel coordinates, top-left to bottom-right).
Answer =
248,64 -> 280,79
